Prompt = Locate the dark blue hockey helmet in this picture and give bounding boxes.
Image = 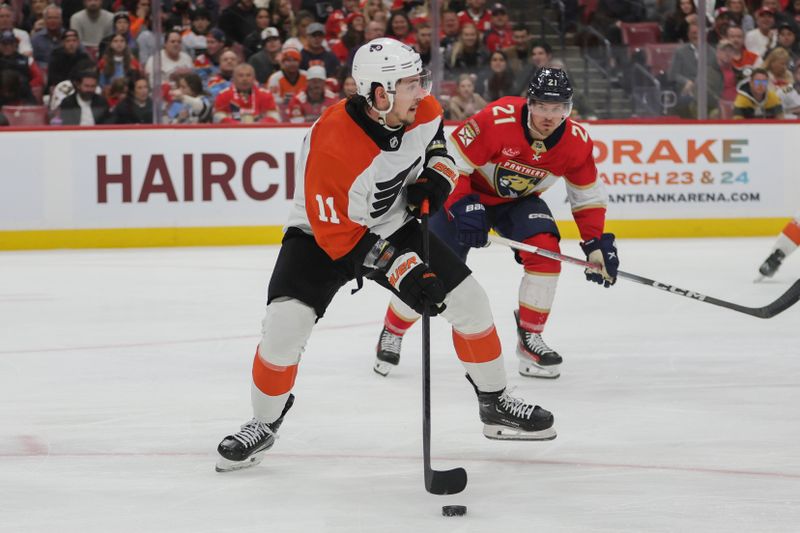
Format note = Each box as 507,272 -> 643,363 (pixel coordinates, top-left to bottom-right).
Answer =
527,67 -> 573,104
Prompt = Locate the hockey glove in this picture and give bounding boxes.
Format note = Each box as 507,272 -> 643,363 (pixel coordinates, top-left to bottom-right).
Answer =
580,233 -> 619,287
385,250 -> 447,315
449,194 -> 490,248
407,155 -> 458,218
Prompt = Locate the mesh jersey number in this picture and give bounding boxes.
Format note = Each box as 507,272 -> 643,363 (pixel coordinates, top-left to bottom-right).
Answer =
315,194 -> 341,224
492,104 -> 516,125
571,123 -> 588,143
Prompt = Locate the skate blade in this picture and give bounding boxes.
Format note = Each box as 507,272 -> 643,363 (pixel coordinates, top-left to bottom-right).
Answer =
517,359 -> 560,379
215,452 -> 266,473
483,424 -> 557,441
373,359 -> 395,377
754,275 -> 766,283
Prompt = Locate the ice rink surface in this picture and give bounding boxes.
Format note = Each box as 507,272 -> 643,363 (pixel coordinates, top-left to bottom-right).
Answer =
1,237 -> 799,533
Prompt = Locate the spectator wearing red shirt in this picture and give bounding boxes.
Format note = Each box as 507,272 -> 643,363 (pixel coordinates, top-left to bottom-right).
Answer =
714,40 -> 738,112
329,12 -> 365,64
214,63 -> 280,123
324,0 -> 360,40
483,3 -> 512,52
286,65 -> 339,123
458,0 -> 492,34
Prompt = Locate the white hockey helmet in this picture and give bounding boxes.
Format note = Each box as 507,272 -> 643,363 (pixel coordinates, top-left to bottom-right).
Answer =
351,38 -> 430,121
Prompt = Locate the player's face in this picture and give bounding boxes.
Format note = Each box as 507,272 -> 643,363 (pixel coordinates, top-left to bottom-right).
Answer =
386,70 -> 431,126
528,99 -> 571,136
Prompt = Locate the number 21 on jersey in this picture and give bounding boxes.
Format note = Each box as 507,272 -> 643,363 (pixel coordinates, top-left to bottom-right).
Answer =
492,104 -> 516,125
315,195 -> 340,224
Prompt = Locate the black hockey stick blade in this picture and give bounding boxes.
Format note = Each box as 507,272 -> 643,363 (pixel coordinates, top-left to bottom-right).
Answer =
619,271 -> 800,319
489,235 -> 800,320
421,199 -> 468,496
425,467 -> 468,495
748,278 -> 800,318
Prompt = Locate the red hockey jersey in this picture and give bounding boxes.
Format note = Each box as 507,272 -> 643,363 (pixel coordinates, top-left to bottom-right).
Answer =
447,96 -> 606,241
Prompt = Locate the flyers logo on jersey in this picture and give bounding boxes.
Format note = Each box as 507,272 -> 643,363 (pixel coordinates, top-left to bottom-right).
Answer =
494,161 -> 549,198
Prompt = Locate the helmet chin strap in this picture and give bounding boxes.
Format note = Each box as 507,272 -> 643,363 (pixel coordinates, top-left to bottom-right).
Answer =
369,91 -> 396,127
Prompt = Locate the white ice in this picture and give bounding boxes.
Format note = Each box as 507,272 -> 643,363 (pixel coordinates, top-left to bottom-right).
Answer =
1,237 -> 799,533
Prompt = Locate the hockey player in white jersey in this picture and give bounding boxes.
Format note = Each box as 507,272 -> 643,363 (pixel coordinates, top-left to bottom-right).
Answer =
215,39 -> 557,473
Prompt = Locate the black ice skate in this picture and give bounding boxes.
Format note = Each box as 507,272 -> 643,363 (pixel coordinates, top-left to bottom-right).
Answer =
374,326 -> 402,376
467,375 -> 556,441
215,394 -> 294,472
514,310 -> 562,379
759,249 -> 786,278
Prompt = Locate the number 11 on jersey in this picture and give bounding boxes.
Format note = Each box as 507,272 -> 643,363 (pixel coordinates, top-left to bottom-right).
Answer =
315,195 -> 341,224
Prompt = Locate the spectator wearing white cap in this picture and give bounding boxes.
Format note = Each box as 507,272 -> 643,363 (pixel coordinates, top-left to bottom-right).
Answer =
300,22 -> 340,76
248,27 -> 282,84
286,64 -> 338,123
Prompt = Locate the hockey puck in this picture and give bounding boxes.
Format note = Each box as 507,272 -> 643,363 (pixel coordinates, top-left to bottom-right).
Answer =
442,505 -> 467,517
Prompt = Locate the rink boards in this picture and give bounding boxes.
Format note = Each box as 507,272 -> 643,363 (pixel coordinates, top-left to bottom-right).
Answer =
1,121 -> 797,250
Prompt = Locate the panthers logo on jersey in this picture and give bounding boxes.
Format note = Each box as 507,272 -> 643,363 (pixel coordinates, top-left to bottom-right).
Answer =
494,161 -> 549,198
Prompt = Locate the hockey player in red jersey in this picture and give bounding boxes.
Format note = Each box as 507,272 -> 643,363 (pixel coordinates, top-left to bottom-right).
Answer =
374,67 -> 620,379
216,39 -> 556,473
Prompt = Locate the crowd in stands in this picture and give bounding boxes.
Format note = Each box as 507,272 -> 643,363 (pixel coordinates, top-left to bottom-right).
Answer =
0,0 -> 798,126
582,0 -> 800,117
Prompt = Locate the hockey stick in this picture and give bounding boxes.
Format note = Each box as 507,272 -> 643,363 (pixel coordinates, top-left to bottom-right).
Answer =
489,234 -> 800,319
421,199 -> 468,495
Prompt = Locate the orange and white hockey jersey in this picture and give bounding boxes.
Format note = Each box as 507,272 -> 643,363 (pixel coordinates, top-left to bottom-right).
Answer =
286,95 -> 444,260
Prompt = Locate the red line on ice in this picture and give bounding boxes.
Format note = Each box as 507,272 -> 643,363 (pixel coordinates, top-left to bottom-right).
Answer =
1,449 -> 797,480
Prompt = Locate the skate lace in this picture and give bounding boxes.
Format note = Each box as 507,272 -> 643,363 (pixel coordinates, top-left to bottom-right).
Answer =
498,388 -> 536,420
233,419 -> 276,448
380,329 -> 403,354
522,331 -> 555,356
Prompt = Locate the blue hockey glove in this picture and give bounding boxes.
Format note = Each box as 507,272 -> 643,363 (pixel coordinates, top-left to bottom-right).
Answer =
579,233 -> 619,287
449,194 -> 489,248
